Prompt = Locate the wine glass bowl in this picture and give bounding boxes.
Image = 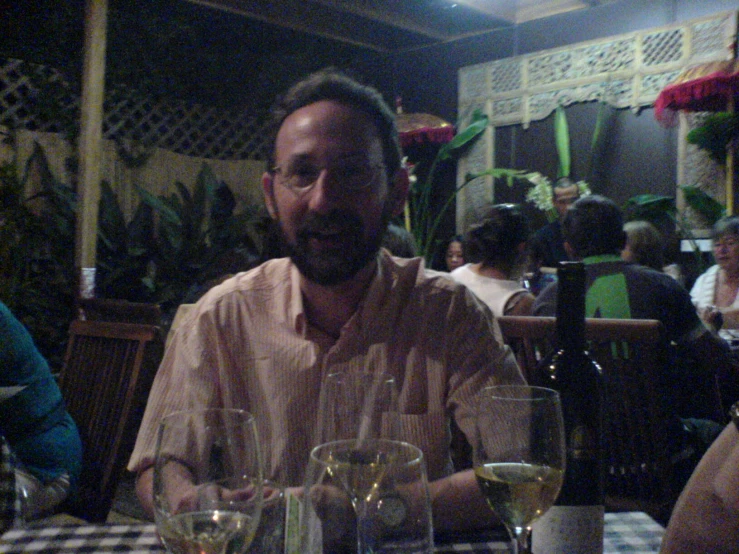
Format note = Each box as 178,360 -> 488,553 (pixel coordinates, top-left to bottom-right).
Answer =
304,439 -> 433,553
473,385 -> 565,554
316,371 -> 400,445
153,409 -> 264,554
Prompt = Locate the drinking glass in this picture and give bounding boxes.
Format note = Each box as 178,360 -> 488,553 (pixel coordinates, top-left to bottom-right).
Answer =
316,371 -> 400,445
303,439 -> 433,553
472,386 -> 565,554
153,409 -> 263,554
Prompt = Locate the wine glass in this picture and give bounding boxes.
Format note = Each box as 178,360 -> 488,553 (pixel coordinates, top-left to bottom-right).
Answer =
153,409 -> 264,554
472,385 -> 565,554
315,371 -> 400,445
303,439 -> 433,553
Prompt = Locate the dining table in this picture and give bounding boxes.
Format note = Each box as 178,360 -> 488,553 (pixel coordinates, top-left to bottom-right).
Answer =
0,511 -> 663,553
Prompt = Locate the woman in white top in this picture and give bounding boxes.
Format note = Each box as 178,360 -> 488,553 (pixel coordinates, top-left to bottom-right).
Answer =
691,216 -> 739,342
451,204 -> 534,317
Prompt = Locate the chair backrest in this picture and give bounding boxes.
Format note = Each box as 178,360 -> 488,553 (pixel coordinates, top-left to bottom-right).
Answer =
497,316 -> 678,520
77,298 -> 162,325
57,320 -> 159,522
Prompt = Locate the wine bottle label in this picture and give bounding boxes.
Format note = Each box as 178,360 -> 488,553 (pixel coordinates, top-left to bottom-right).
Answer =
570,424 -> 597,459
531,505 -> 604,554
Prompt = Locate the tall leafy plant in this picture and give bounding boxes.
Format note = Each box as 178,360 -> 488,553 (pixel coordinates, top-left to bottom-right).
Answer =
133,163 -> 269,318
0,136 -> 77,369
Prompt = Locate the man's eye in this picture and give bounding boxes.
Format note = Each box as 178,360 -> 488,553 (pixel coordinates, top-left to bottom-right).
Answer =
292,167 -> 320,181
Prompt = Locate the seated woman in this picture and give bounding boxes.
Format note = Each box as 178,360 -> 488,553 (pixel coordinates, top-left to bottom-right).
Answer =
691,216 -> 739,341
622,220 -> 684,284
0,300 -> 82,520
450,204 -> 534,317
431,235 -> 465,272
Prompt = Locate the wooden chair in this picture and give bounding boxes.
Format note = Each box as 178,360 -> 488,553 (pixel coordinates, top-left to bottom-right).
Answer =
57,320 -> 159,522
497,316 -> 698,524
77,297 -> 162,326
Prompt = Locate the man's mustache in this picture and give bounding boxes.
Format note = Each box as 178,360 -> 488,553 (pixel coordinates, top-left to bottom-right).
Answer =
297,211 -> 363,237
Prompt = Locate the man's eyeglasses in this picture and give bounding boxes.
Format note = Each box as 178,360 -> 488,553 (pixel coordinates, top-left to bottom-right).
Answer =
271,160 -> 385,195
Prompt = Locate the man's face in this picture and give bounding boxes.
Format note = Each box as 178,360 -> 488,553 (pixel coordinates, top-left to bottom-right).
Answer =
262,100 -> 406,286
553,185 -> 580,219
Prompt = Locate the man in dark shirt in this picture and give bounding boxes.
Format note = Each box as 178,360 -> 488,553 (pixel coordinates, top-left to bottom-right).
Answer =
529,177 -> 580,268
533,194 -> 730,420
532,194 -> 732,492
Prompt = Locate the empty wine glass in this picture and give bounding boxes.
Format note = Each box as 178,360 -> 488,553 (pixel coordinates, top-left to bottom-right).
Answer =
472,386 -> 565,554
153,409 -> 263,554
316,371 -> 400,445
303,439 -> 433,553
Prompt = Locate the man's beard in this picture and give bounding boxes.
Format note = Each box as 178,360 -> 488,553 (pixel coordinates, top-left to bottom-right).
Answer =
278,208 -> 390,286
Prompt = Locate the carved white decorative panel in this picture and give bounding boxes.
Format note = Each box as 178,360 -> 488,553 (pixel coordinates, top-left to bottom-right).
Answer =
456,10 -> 737,232
459,11 -> 736,129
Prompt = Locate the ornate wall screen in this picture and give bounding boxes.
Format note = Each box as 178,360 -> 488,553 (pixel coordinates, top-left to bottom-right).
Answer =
455,10 -> 738,231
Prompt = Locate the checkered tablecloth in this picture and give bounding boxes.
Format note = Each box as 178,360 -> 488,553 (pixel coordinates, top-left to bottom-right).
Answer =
0,511 -> 663,553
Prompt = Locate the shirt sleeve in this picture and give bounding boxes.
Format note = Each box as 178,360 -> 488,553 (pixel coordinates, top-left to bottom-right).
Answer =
128,303 -> 225,473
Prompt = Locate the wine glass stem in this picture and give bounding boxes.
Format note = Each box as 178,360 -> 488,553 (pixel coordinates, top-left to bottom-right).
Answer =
514,527 -> 532,554
355,504 -> 373,554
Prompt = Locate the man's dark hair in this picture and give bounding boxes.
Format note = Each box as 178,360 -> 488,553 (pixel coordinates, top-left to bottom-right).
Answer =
465,204 -> 529,273
562,195 -> 626,258
382,223 -> 417,258
267,68 -> 402,182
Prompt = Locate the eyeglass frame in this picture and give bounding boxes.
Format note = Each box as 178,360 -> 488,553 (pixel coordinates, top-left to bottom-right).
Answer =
270,159 -> 387,196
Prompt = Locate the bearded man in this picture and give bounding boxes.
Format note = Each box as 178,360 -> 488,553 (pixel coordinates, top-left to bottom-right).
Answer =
128,69 -> 523,532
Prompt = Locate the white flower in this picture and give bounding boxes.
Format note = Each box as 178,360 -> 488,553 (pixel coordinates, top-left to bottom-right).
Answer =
575,180 -> 592,197
524,172 -> 554,212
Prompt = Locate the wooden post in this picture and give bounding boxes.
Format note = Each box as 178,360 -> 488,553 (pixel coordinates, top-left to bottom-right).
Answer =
75,0 -> 108,298
726,95 -> 735,216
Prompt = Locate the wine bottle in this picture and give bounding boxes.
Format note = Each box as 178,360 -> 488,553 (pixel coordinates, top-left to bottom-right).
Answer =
531,261 -> 604,554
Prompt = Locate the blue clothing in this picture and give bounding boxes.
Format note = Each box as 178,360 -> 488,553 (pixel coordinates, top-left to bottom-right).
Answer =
0,301 -> 81,491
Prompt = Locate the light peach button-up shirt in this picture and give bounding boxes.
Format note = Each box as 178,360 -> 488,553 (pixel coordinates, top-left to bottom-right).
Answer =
128,252 -> 524,486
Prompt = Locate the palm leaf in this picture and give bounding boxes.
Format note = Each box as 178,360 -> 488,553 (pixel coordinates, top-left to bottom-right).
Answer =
554,106 -> 571,178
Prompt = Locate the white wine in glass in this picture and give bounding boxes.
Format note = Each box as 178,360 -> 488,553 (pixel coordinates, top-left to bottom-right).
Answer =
305,439 -> 433,553
473,386 -> 565,554
154,409 -> 264,554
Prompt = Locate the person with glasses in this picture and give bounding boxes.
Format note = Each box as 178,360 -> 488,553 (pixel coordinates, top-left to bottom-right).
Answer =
128,69 -> 524,532
691,216 -> 739,342
450,204 -> 534,317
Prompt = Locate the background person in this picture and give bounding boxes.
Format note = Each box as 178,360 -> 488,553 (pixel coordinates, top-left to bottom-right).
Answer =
622,220 -> 684,285
431,235 -> 465,272
0,300 -> 82,520
450,204 -> 534,317
381,222 -> 418,258
128,69 -> 524,532
691,216 -> 739,341
533,195 -> 731,493
527,176 -> 580,269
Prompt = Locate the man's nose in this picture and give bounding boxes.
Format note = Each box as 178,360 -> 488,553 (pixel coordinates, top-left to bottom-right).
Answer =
307,170 -> 345,213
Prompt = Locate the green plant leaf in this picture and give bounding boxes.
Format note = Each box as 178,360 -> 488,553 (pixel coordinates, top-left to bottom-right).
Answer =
135,184 -> 182,225
554,106 -> 571,178
438,110 -> 488,161
680,185 -> 725,224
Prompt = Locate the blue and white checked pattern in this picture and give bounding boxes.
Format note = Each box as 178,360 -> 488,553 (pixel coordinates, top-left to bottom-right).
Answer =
1,512 -> 663,553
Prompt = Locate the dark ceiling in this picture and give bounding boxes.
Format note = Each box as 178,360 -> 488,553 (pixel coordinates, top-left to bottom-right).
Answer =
188,0 -> 610,53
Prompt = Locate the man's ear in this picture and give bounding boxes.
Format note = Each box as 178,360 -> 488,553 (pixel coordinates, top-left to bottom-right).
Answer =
262,172 -> 278,220
388,167 -> 410,218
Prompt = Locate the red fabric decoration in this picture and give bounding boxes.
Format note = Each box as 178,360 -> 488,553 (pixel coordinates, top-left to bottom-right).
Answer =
654,60 -> 739,127
399,126 -> 456,149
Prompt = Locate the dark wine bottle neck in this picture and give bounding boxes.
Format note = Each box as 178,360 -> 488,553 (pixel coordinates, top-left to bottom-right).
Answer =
556,262 -> 586,351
